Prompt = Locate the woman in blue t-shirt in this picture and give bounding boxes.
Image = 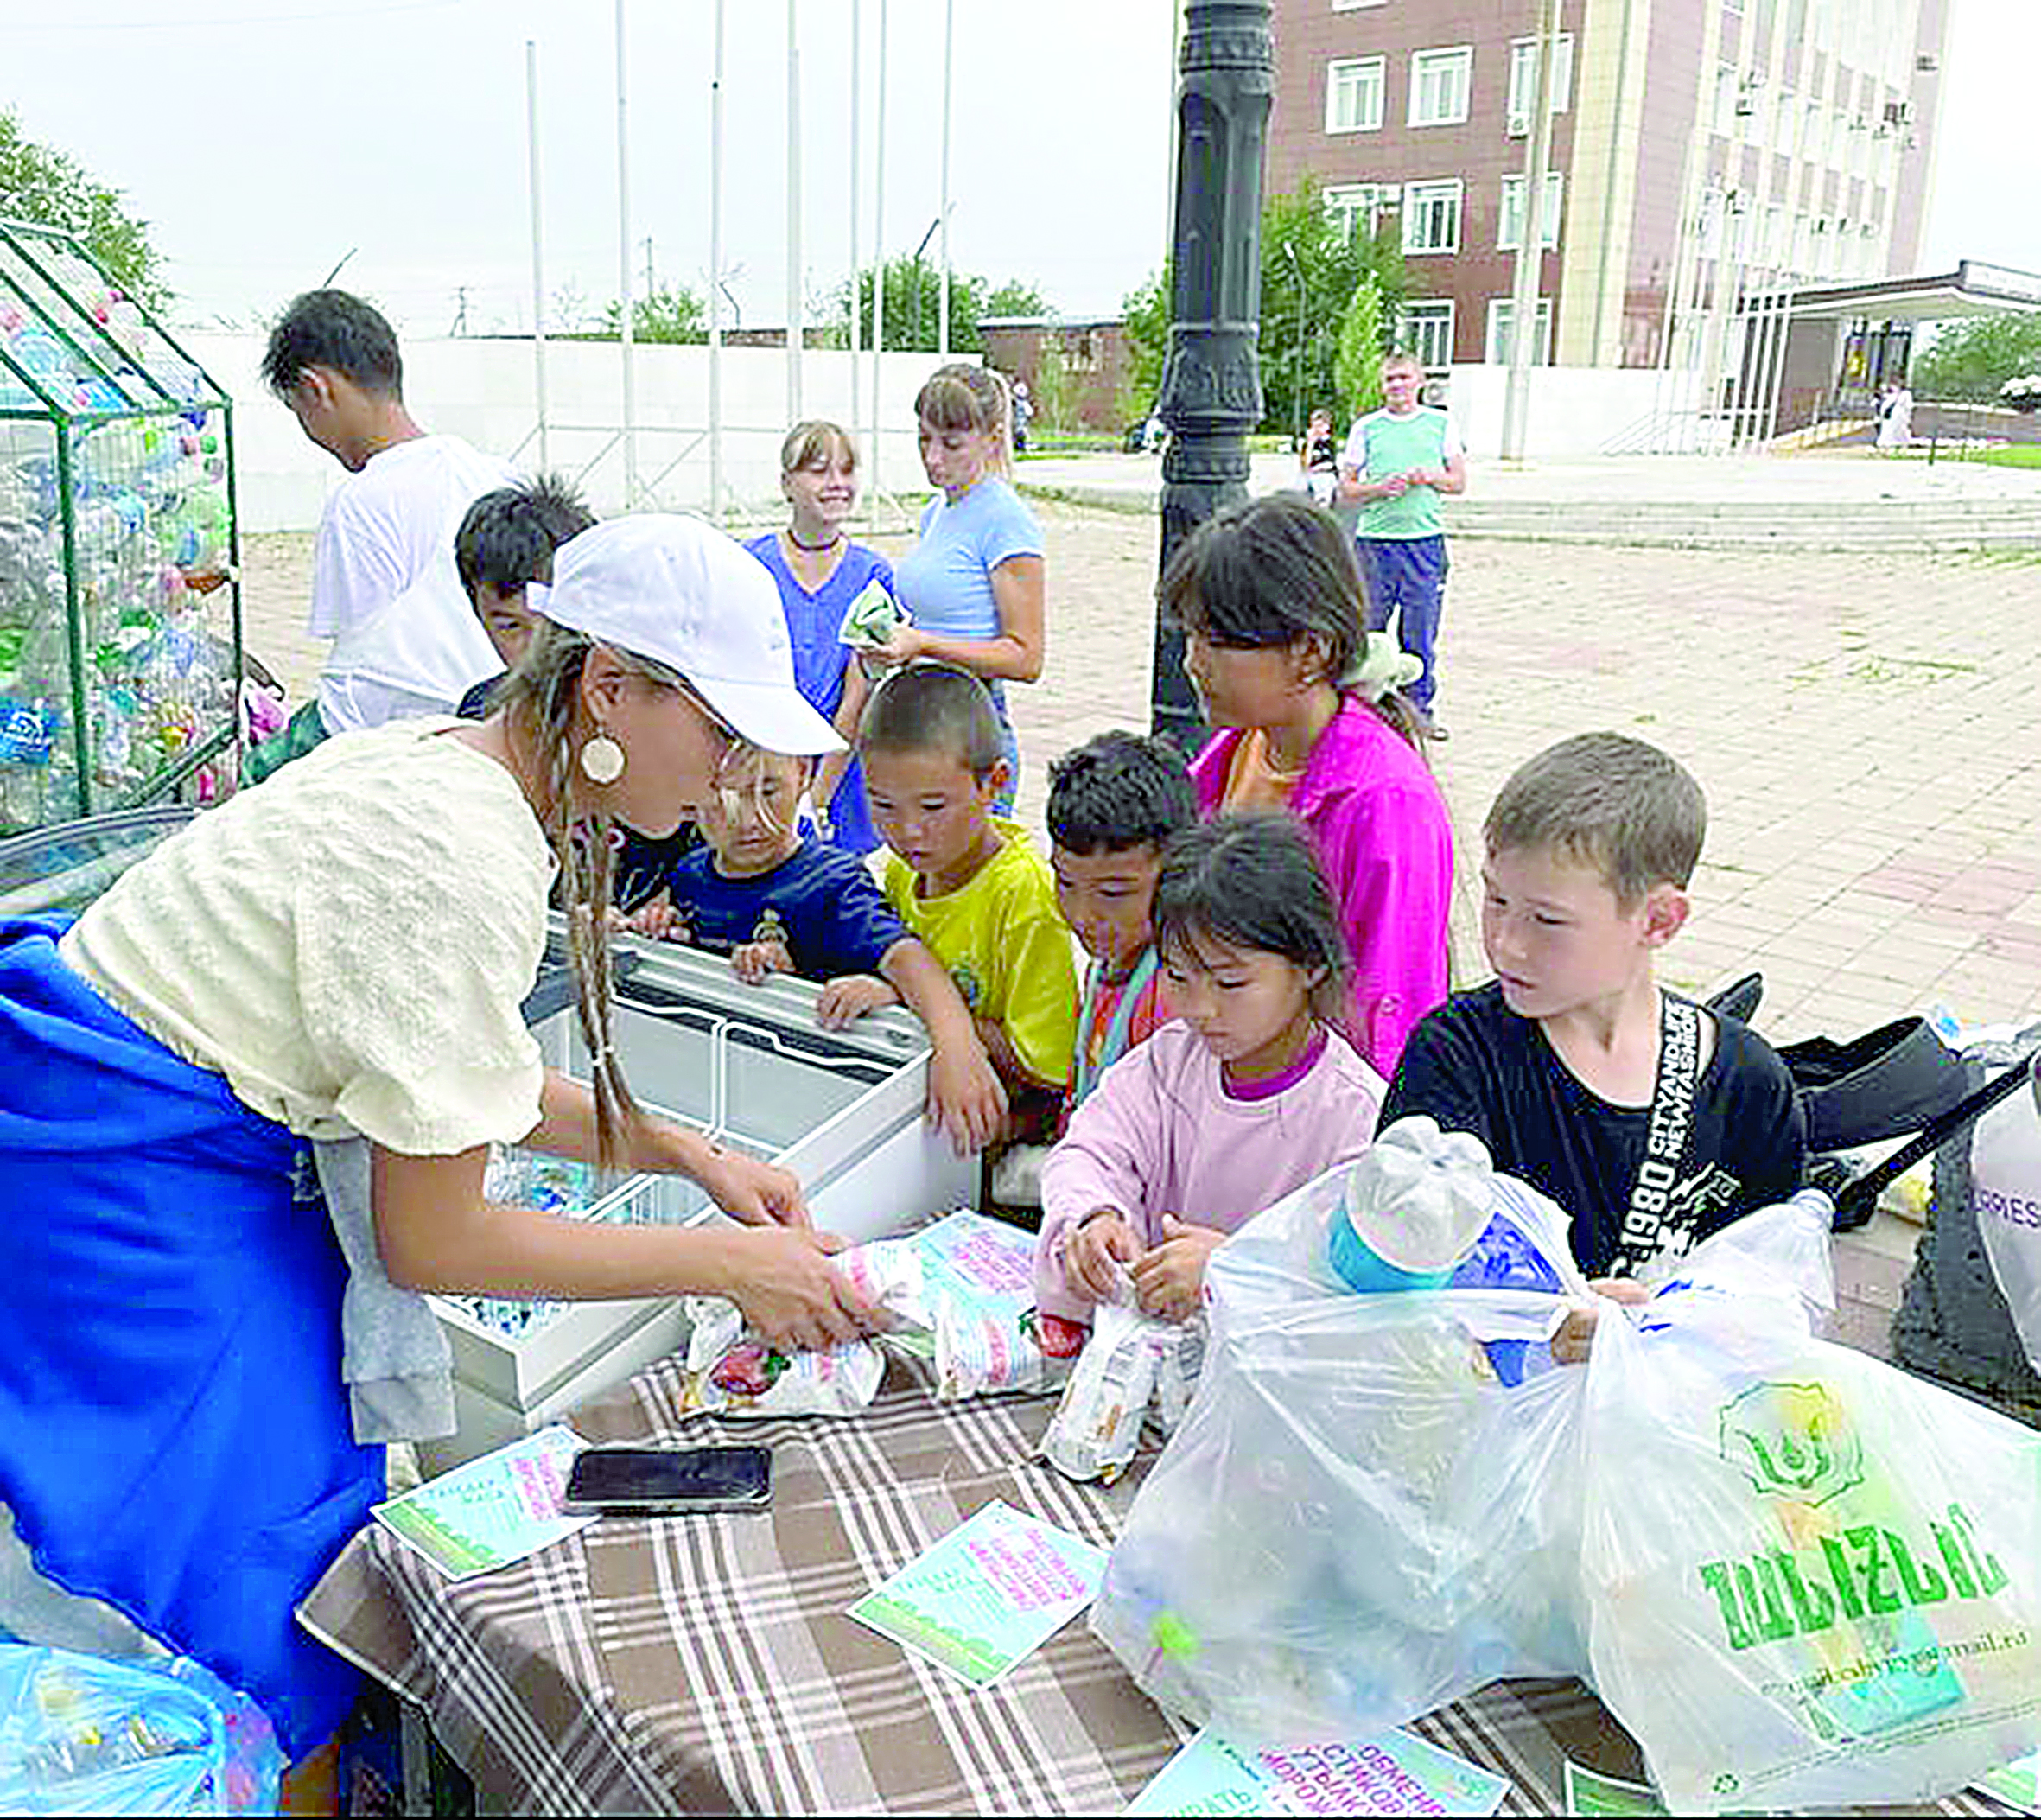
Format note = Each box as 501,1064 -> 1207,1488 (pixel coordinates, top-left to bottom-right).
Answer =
873,363 -> 1046,811
745,422 -> 892,855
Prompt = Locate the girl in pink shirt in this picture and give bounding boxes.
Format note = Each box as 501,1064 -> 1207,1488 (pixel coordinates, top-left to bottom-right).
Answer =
1163,493 -> 1454,1079
1034,812 -> 1385,1345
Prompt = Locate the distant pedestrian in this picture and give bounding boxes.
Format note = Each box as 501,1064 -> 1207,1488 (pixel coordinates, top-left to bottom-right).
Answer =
1874,378 -> 1914,455
1298,405 -> 1338,506
1011,378 -> 1034,454
1337,350 -> 1466,740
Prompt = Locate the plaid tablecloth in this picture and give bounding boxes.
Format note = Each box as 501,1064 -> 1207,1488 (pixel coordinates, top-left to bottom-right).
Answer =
299,1355 -> 2016,1817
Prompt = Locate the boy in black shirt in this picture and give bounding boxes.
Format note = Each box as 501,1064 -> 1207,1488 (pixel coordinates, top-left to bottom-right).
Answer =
1383,733 -> 1803,1282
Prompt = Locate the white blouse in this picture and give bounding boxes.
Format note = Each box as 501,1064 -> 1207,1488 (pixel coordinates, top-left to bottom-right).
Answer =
61,719 -> 553,1155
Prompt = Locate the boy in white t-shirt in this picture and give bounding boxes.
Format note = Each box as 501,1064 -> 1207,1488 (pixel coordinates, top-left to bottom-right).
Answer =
252,290 -> 516,773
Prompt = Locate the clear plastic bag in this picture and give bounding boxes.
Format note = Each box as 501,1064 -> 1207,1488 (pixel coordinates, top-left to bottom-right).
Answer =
0,1644 -> 283,1817
1093,1155 -> 2041,1814
1090,1157 -> 1598,1743
1580,1197 -> 2041,1814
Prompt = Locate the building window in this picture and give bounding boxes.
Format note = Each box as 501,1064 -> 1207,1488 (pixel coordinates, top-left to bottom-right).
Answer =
1506,35 -> 1574,134
1401,180 -> 1463,254
1498,172 -> 1565,250
1409,47 -> 1472,127
1323,182 -> 1393,242
1774,86 -> 1796,154
1399,300 -> 1455,368
1713,62 -> 1739,135
1325,56 -> 1386,133
1485,298 -> 1554,366
1697,185 -> 1727,261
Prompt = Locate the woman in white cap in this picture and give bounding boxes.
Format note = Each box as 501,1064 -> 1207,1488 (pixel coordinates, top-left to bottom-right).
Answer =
0,515 -> 883,1771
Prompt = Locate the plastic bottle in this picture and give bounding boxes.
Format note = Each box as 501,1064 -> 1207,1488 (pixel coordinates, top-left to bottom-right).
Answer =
1328,1116 -> 1497,1294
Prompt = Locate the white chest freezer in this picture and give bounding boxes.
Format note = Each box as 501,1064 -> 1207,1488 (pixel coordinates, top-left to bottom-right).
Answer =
432,932 -> 977,1462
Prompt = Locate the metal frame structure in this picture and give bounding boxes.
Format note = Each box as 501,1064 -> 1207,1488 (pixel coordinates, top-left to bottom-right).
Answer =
0,217 -> 242,829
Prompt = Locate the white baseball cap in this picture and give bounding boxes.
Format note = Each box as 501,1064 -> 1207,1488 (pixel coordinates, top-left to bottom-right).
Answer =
525,514 -> 843,756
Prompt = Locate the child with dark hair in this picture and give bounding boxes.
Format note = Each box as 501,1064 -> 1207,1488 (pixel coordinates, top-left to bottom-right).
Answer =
1167,491 -> 1453,1080
1046,731 -> 1199,1115
858,663 -> 1077,1123
249,289 -> 517,775
1034,811 -> 1384,1340
452,474 -> 597,716
1383,733 -> 1803,1286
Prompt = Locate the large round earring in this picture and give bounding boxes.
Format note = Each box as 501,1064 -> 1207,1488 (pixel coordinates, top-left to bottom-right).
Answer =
579,731 -> 626,785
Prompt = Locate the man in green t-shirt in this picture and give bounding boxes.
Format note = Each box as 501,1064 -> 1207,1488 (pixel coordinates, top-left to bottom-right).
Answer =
1337,351 -> 1468,739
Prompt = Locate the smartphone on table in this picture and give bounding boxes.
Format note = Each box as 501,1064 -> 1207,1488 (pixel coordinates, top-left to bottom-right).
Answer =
563,1445 -> 773,1515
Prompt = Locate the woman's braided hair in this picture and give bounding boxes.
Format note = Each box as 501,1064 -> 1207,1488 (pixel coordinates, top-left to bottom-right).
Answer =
494,619 -> 677,1171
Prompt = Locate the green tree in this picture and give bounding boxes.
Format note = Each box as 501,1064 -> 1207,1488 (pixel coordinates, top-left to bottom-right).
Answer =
1120,180 -> 1408,436
1121,265 -> 1171,405
829,260 -> 1053,354
1259,181 -> 1408,439
1334,275 -> 1385,423
983,279 -> 1051,321
1911,313 -> 2041,402
0,110 -> 166,309
596,283 -> 707,344
1029,339 -> 1076,436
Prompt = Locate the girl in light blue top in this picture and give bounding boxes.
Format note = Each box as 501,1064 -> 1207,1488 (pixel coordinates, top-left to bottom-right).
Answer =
874,363 -> 1046,811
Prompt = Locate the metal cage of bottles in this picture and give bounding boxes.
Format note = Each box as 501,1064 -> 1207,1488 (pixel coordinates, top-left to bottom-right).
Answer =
0,216 -> 241,834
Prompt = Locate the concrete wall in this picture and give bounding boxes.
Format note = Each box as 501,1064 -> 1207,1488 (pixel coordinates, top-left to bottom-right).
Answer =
1438,361 -> 1671,456
180,331 -> 945,535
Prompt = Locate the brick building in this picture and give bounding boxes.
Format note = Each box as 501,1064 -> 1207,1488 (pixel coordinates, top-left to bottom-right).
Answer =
978,318 -> 1138,432
1266,0 -> 1950,371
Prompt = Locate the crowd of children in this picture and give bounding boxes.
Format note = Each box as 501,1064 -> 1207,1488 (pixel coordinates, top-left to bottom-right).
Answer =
414,388 -> 1803,1358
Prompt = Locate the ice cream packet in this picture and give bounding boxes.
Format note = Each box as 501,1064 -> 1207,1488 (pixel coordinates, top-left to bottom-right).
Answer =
838,577 -> 907,651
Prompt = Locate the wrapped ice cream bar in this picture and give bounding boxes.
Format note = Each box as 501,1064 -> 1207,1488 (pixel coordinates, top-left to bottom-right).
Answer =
1039,1299 -> 1160,1486
838,577 -> 908,650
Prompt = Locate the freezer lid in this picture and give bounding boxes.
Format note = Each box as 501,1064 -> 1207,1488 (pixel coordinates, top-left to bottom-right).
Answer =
0,805 -> 197,920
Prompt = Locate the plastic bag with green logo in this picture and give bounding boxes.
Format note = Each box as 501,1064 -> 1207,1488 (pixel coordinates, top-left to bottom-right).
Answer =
1580,1194 -> 2041,1814
1090,1149 -> 1600,1745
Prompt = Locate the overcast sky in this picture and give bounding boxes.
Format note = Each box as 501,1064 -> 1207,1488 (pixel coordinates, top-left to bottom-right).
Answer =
0,0 -> 2033,337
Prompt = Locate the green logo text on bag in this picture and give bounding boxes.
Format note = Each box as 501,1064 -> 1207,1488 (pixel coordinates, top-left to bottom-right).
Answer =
1718,1380 -> 1863,1505
1698,1501 -> 2009,1651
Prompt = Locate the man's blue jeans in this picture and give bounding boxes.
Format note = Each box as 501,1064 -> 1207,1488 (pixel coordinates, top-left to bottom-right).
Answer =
1356,534 -> 1449,712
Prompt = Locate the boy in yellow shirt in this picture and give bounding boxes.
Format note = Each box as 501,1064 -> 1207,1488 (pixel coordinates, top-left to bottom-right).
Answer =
858,665 -> 1078,1137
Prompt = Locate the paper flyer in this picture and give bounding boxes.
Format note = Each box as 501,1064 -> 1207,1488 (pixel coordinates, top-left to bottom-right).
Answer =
1126,1728 -> 1510,1817
1561,1760 -> 1664,1816
848,1499 -> 1107,1687
1975,1750 -> 2041,1813
373,1424 -> 595,1581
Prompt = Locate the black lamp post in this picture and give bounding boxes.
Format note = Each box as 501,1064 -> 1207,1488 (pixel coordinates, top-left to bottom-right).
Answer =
1151,0 -> 1275,755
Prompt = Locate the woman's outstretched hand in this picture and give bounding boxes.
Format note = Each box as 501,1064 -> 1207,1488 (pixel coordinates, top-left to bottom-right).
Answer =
722,1225 -> 887,1352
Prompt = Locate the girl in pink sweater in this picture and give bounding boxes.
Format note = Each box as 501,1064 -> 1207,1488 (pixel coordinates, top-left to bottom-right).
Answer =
1034,812 -> 1385,1344
1163,493 -> 1453,1079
